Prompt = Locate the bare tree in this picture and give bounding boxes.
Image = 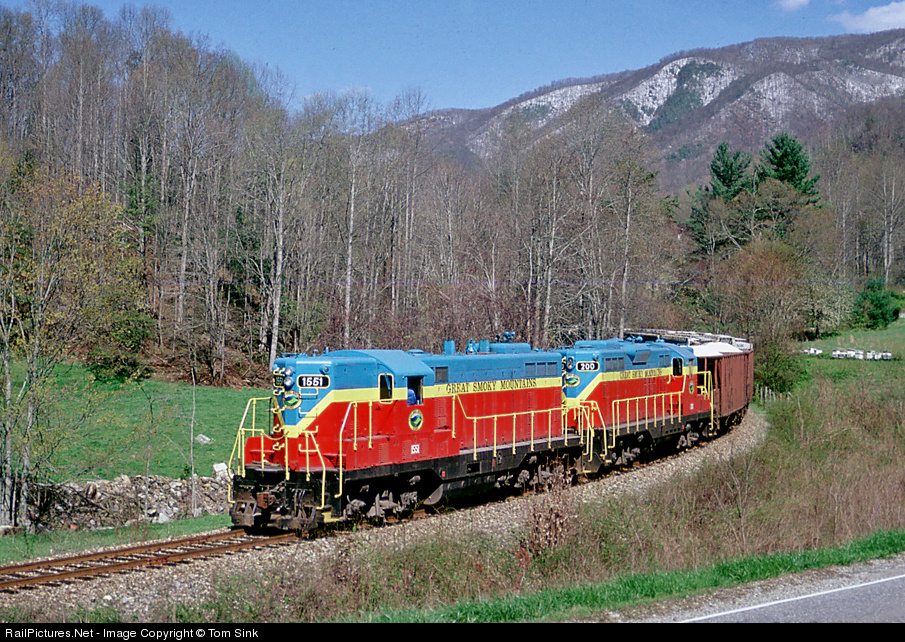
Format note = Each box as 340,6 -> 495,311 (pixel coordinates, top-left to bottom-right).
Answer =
335,90 -> 380,348
0,165 -> 136,527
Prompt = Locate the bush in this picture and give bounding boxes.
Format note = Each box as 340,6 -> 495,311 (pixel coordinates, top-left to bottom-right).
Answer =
86,310 -> 154,382
753,338 -> 805,393
850,281 -> 901,330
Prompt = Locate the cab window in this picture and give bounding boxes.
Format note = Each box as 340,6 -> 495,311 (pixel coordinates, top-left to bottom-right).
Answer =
407,376 -> 423,405
379,374 -> 393,402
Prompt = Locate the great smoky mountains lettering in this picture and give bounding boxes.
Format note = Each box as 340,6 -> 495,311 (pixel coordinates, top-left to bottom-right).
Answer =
616,368 -> 667,380
444,378 -> 540,394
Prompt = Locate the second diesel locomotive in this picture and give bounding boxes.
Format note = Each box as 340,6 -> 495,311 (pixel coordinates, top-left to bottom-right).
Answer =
229,330 -> 753,532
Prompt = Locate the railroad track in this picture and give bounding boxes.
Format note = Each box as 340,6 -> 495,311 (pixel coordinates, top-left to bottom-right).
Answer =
0,529 -> 298,593
0,427 -> 744,596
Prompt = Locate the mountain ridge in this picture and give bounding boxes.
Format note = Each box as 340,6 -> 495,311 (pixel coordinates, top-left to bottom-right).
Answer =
419,29 -> 905,192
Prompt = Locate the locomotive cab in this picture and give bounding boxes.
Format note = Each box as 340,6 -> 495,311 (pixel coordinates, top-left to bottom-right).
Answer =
556,337 -> 708,466
231,349 -> 439,530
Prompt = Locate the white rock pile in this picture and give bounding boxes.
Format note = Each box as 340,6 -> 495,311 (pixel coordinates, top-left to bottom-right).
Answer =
31,466 -> 231,532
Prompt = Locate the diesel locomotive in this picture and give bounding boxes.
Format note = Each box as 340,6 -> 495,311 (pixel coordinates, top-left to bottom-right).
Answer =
228,330 -> 753,532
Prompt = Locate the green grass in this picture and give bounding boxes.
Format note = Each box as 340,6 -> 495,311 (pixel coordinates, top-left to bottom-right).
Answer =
802,318 -> 905,356
797,319 -> 905,390
23,363 -> 269,481
83,377 -> 269,480
0,365 -> 260,567
358,529 -> 905,622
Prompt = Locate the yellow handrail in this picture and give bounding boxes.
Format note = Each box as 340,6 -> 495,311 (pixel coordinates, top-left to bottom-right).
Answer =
228,395 -> 332,511
229,397 -> 282,479
697,370 -> 715,436
579,400 -> 606,464
452,394 -> 563,460
611,391 -> 683,437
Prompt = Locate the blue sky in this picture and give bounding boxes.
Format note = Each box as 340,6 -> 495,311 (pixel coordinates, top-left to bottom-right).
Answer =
10,1 -> 905,110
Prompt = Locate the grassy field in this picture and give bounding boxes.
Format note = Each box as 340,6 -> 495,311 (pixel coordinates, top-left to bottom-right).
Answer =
802,315 -> 905,357
798,318 -> 905,394
34,365 -> 269,482
0,366 -> 261,564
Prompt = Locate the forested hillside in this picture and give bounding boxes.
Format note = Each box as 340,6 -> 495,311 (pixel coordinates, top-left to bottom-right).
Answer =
1,3 -> 904,526
1,2 -> 903,371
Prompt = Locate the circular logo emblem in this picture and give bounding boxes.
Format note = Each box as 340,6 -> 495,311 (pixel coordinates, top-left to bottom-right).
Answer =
409,409 -> 424,431
564,373 -> 581,388
283,392 -> 301,409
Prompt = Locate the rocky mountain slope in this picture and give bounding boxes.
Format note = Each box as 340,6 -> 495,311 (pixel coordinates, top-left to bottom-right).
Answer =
421,29 -> 905,192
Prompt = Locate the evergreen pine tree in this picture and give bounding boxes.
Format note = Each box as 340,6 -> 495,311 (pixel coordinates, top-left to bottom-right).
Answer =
760,132 -> 820,201
709,142 -> 752,200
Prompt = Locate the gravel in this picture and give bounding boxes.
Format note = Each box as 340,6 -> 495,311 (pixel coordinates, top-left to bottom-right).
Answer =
0,410 -> 768,622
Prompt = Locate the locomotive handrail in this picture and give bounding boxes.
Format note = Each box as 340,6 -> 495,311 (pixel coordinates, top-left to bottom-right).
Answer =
229,397 -> 287,482
611,390 -> 683,437
452,394 -> 563,461
229,396 -> 331,511
579,400 -> 607,464
296,388 -> 320,398
697,370 -> 716,436
334,401 -> 354,499
332,400 -> 377,502
294,432 -> 329,511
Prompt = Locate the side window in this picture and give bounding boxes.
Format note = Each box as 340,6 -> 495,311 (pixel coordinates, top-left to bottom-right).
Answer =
379,374 -> 393,402
672,358 -> 683,377
407,376 -> 423,406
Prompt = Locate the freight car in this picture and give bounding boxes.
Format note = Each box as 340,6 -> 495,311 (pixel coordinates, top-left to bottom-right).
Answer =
228,330 -> 753,532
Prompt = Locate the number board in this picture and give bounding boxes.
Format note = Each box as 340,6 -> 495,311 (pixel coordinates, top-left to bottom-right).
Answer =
296,375 -> 330,388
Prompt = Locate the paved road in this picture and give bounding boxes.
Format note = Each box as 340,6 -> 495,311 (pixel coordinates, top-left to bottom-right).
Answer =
624,552 -> 905,623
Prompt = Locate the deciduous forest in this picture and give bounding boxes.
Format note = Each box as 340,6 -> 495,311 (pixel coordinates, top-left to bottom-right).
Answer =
1,3 -> 903,527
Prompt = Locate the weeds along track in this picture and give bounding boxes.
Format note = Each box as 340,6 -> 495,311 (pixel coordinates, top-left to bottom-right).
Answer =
325,421 -> 759,538
0,530 -> 298,593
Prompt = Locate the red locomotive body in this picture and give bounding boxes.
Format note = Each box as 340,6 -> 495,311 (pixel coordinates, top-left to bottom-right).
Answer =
230,331 -> 754,531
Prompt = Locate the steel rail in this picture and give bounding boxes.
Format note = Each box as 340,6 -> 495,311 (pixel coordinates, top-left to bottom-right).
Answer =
0,529 -> 297,593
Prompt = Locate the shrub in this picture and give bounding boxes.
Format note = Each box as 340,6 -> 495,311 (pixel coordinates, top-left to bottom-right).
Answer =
86,310 -> 154,382
753,337 -> 806,393
850,281 -> 901,330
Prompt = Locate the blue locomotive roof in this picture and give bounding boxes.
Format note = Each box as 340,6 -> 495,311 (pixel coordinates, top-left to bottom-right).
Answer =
327,349 -> 434,378
570,338 -> 696,368
419,350 -> 560,385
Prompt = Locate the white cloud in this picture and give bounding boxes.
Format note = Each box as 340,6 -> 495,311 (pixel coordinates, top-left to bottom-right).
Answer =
830,2 -> 905,32
777,0 -> 810,11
